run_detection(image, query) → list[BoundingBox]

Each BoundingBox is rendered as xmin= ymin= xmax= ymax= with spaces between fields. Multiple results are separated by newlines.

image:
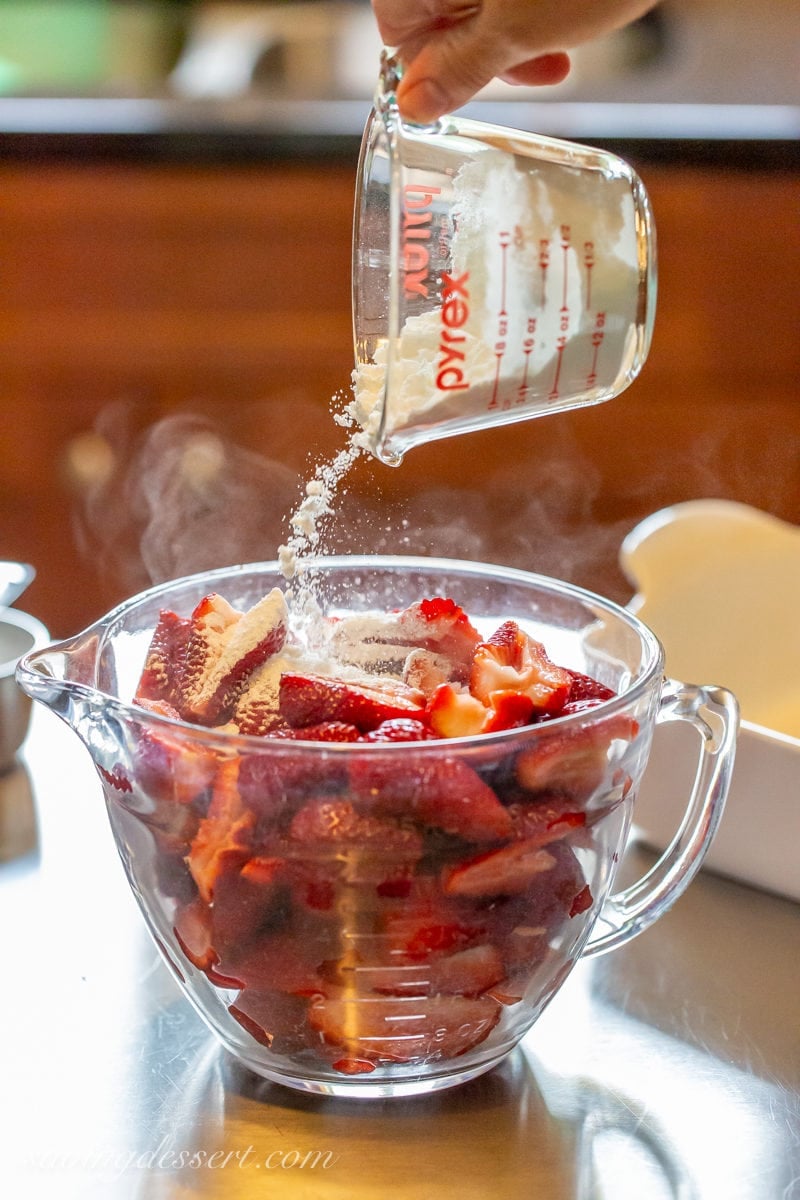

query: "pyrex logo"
xmin=402 ymin=185 xmax=440 ymax=299
xmin=436 ymin=271 xmax=470 ymax=392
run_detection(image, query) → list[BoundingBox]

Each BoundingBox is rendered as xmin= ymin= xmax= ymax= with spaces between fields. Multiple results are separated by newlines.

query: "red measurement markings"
xmin=538 ymin=237 xmax=550 ymax=306
xmin=498 ymin=229 xmax=511 ymax=315
xmin=518 ymin=316 xmax=536 ymax=404
xmin=560 ymin=224 xmax=571 ymax=310
xmin=489 ymin=230 xmax=512 ymax=410
xmin=549 ymin=225 xmax=571 ymax=401
xmin=586 ymin=310 xmax=606 ymax=388
xmin=583 ymin=241 xmax=595 ymax=310
xmin=490 ymin=312 xmax=509 ymax=410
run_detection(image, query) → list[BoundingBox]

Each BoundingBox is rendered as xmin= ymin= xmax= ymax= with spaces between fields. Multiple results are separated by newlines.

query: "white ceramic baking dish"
xmin=621 ymin=499 xmax=800 ymax=902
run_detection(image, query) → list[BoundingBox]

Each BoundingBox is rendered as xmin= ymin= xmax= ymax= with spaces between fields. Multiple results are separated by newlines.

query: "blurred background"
xmin=0 ymin=0 xmax=798 ymax=635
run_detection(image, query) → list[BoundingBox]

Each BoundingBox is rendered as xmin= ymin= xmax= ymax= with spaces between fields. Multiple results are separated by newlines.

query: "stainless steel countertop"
xmin=2 ymin=708 xmax=799 ymax=1199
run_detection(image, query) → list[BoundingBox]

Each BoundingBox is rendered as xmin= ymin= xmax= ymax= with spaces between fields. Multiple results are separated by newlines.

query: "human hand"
xmin=371 ymin=0 xmax=659 ymax=123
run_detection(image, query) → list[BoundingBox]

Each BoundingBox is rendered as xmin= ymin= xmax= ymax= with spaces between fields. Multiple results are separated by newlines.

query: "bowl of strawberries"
xmin=17 ymin=556 xmax=738 ymax=1097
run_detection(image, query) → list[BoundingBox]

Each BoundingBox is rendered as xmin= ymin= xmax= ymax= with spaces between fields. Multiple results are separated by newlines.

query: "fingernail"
xmin=397 ymin=77 xmax=450 ymax=124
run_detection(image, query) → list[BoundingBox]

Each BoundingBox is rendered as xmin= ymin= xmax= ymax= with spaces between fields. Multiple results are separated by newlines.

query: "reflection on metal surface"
xmin=0 ymin=760 xmax=38 ymax=863
xmin=2 ymin=709 xmax=799 ymax=1199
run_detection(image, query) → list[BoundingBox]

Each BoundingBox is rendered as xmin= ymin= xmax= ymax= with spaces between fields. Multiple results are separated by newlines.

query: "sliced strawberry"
xmin=187 ymin=759 xmax=255 ymax=903
xmin=332 ymin=1058 xmax=377 ymax=1075
xmin=229 ymin=988 xmax=315 ymax=1055
xmin=371 ymin=943 xmax=506 ymax=998
xmin=566 ymin=669 xmax=616 ymax=704
xmin=173 ymin=897 xmax=218 ymax=973
xmin=210 ymin=855 xmax=288 ymax=955
xmin=569 ymin=883 xmax=594 ymax=917
xmin=515 ymin=716 xmax=637 ymax=801
xmin=442 ymin=841 xmax=556 ymax=898
xmin=397 ymin=597 xmax=482 ymax=679
xmin=349 ymin=752 xmax=512 ymax=842
xmin=136 ymin=609 xmax=191 ymax=707
xmin=482 ymin=690 xmax=535 ymax=732
xmin=184 ymin=589 xmax=288 ymax=725
xmin=427 ymin=683 xmax=488 ymax=739
xmin=222 ymin=929 xmax=329 ymax=997
xmin=133 ymin=699 xmax=219 ymax=807
xmin=403 ymin=648 xmax=453 ymax=697
xmin=361 ymin=717 xmax=436 ymax=743
xmin=470 ymin=621 xmax=571 ymax=715
xmin=507 ymin=795 xmax=587 ymax=847
xmin=278 ymin=721 xmax=362 ymax=744
xmin=279 ymin=672 xmax=425 ymax=732
xmin=181 ymin=592 xmax=242 ymax=711
xmin=308 ymin=988 xmax=500 ymax=1063
xmin=234 ymin=723 xmax=361 ymax=819
xmin=383 ymin=908 xmax=486 ymax=961
xmin=288 ymin=797 xmax=423 ymax=859
xmin=380 ymin=878 xmax=488 ymax=961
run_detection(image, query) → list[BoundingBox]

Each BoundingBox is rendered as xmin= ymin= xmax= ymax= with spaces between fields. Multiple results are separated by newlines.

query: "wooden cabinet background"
xmin=1 ymin=159 xmax=798 ymax=636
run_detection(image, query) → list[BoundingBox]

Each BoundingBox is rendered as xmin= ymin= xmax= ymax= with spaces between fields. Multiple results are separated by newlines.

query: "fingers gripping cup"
xmin=352 ymin=54 xmax=657 ymax=464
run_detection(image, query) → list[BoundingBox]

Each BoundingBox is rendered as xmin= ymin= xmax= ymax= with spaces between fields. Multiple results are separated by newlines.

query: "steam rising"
xmin=75 ymin=412 xmax=302 ymax=595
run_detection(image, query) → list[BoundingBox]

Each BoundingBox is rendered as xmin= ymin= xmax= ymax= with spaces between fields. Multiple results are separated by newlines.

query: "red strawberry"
xmin=229 ymin=989 xmax=315 ymax=1055
xmin=383 ymin=908 xmax=487 ymax=961
xmin=482 ymin=690 xmax=535 ymax=732
xmin=136 ymin=609 xmax=191 ymax=707
xmin=172 ymin=897 xmax=245 ymax=988
xmin=308 ymin=988 xmax=500 ymax=1063
xmin=348 ymin=752 xmax=512 ymax=842
xmin=180 ymin=592 xmax=241 ymax=709
xmin=506 ymin=795 xmax=587 ymax=847
xmin=134 ymin=698 xmax=218 ymax=807
xmin=278 ymin=721 xmax=362 ymax=744
xmin=398 ymin=597 xmax=482 ymax=678
xmin=566 ymin=670 xmax=616 ymax=704
xmin=288 ymin=798 xmax=423 ymax=884
xmin=187 ymin=759 xmax=255 ymax=902
xmin=515 ymin=715 xmax=637 ymax=801
xmin=222 ymin=930 xmax=330 ymax=997
xmin=279 ymin=672 xmax=425 ymax=732
xmin=470 ymin=621 xmax=571 ymax=715
xmin=569 ymin=883 xmax=594 ymax=918
xmin=361 ymin=717 xmax=436 ymax=743
xmin=441 ymin=840 xmax=557 ymax=898
xmin=374 ymin=943 xmax=506 ymax=998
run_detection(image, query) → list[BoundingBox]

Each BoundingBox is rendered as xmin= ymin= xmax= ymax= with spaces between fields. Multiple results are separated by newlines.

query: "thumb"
xmin=395 ymin=26 xmax=509 ymax=124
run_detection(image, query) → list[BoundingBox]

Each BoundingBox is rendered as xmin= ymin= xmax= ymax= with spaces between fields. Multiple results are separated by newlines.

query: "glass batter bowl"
xmin=17 ymin=557 xmax=736 ymax=1098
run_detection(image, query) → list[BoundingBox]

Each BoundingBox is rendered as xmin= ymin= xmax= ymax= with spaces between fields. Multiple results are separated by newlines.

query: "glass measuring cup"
xmin=352 ymin=54 xmax=657 ymax=465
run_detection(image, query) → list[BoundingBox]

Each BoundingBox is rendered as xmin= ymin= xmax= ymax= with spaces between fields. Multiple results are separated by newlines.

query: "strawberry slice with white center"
xmin=470 ymin=620 xmax=571 ymax=716
xmin=184 ymin=589 xmax=288 ymax=725
xmin=279 ymin=672 xmax=425 ymax=732
xmin=427 ymin=683 xmax=488 ymax=739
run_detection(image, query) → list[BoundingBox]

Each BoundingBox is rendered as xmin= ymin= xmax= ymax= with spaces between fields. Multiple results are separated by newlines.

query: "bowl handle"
xmin=583 ymin=679 xmax=739 ymax=957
